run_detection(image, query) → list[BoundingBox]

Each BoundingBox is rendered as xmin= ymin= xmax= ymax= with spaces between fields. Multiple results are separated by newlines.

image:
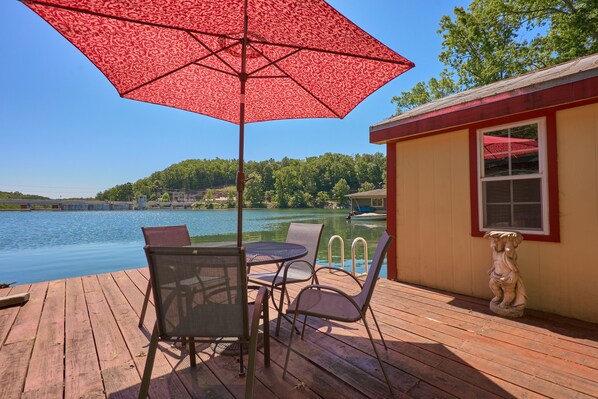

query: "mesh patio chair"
xmin=139 ymin=225 xmax=191 ymax=328
xmin=282 ymin=231 xmax=394 ymax=393
xmin=139 ymin=246 xmax=270 ymax=399
xmin=248 ymin=223 xmax=324 ymax=336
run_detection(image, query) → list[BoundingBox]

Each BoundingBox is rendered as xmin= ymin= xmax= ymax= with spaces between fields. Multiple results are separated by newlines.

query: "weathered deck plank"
xmin=0 ymin=284 xmax=30 ymax=352
xmin=64 ymin=277 xmax=105 ymax=399
xmin=23 ymin=279 xmax=65 ymax=398
xmin=0 ymin=266 xmax=596 ymax=399
xmin=82 ymin=275 xmax=140 ymax=398
xmin=100 ymin=271 xmax=191 ymax=399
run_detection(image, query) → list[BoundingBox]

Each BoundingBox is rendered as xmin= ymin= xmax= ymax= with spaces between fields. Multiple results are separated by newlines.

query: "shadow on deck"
xmin=0 ymin=265 xmax=597 ymax=398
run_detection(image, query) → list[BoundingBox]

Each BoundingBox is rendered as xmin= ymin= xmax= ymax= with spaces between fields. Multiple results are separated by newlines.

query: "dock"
xmin=1 ymin=264 xmax=597 ymax=398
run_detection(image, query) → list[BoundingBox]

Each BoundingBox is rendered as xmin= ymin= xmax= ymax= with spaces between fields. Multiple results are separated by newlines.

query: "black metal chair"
xmin=282 ymin=230 xmax=394 ymax=393
xmin=248 ymin=223 xmax=324 ymax=336
xmin=139 ymin=246 xmax=270 ymax=399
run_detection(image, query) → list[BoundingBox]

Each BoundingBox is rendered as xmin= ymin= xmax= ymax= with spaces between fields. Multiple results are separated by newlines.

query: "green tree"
xmin=392 ymin=0 xmax=598 ymax=113
xmin=226 ymin=187 xmax=236 ymax=209
xmin=274 ymin=166 xmax=302 ymax=208
xmin=204 ymin=189 xmax=214 ymax=209
xmin=313 ymin=191 xmax=330 ymax=208
xmin=160 ymin=192 xmax=170 ymax=202
xmin=289 ymin=191 xmax=312 ymax=208
xmin=391 ymin=71 xmax=460 ymax=114
xmin=354 ymin=153 xmax=386 ymax=188
xmin=332 ymin=178 xmax=350 ymax=206
xmin=245 ymin=173 xmax=264 ymax=207
xmin=359 ymin=182 xmax=375 ymax=192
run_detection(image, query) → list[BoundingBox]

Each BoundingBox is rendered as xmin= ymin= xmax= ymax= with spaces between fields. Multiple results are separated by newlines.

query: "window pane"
xmin=514 ymin=204 xmax=542 ymax=229
xmin=483 ymin=129 xmax=510 ymax=177
xmin=484 ymin=180 xmax=510 ymax=203
xmin=513 ymin=179 xmax=541 ymax=202
xmin=510 ymin=124 xmax=539 ymax=175
xmin=485 ymin=204 xmax=511 ymax=228
xmin=511 ymin=123 xmax=538 ymax=140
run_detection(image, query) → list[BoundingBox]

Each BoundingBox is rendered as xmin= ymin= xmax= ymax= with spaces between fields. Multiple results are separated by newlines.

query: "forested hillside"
xmin=96 ymin=153 xmax=386 ymax=208
xmin=0 ymin=191 xmax=48 ymax=200
xmin=0 ymin=191 xmax=50 ymax=210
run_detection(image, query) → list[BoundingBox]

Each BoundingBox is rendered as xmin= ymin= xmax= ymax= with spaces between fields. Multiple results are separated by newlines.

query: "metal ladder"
xmin=327 ymin=235 xmax=369 ymax=277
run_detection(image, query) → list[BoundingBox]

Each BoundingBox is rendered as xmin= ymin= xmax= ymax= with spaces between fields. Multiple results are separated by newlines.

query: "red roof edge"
xmin=370 ymin=75 xmax=598 ymax=144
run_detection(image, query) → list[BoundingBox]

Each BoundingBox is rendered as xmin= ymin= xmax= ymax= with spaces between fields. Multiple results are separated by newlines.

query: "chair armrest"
xmin=314 ymin=266 xmax=363 ymax=288
xmin=279 ymin=259 xmax=315 ymax=281
xmin=246 ymin=286 xmax=269 ymax=397
xmin=251 ymin=287 xmax=268 ymax=329
xmin=292 ymin=284 xmax=362 ymax=315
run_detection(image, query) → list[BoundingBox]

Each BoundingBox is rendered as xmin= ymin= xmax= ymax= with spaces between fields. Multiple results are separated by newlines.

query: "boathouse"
xmin=371 ymin=54 xmax=598 ymax=322
xmin=346 ymin=188 xmax=387 ymax=213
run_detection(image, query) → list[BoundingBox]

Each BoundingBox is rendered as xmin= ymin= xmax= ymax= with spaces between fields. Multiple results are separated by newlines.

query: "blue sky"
xmin=0 ymin=1 xmax=470 ymax=198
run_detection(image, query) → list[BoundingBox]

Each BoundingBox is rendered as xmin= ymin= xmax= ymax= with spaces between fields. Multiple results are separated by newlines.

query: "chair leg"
xmin=262 ymin=291 xmax=270 ymax=367
xmin=138 ymin=323 xmax=159 ymax=399
xmin=282 ymin=311 xmax=300 ymax=381
xmin=138 ymin=279 xmax=152 ymax=328
xmin=189 ymin=339 xmax=196 ymax=368
xmin=368 ymin=306 xmax=388 ymax=350
xmin=362 ymin=314 xmax=393 ymax=394
xmin=300 ymin=314 xmax=308 ymax=338
xmin=239 ymin=343 xmax=245 ymax=376
xmin=275 ymin=284 xmax=286 ymax=336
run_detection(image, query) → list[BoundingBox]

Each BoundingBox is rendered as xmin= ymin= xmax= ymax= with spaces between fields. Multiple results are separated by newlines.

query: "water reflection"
xmin=193 ymin=209 xmax=387 ymax=274
xmin=0 ymin=209 xmax=387 ymax=284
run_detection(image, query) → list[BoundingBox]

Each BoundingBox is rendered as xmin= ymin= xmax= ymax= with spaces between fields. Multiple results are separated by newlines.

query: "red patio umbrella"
xmin=483 ymin=136 xmax=539 ymax=159
xmin=23 ymin=0 xmax=414 ymax=246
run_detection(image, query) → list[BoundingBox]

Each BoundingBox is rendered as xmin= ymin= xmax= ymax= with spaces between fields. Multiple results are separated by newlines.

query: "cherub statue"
xmin=484 ymin=231 xmax=527 ymax=317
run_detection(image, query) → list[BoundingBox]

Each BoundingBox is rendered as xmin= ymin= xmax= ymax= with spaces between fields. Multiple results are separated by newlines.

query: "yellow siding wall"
xmin=394 ymin=103 xmax=598 ymax=322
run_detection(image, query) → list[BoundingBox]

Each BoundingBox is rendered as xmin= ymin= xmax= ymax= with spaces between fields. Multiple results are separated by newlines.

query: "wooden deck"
xmin=1 ymin=264 xmax=597 ymax=399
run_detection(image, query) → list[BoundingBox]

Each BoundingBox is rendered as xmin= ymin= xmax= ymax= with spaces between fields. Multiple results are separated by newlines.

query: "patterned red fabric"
xmin=24 ymin=0 xmax=414 ymax=124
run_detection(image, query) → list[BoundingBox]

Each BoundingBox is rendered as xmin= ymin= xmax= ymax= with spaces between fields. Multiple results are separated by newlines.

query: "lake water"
xmin=0 ymin=209 xmax=387 ymax=285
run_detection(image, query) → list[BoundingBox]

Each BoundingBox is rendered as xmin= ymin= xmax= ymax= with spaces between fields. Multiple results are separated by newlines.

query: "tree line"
xmin=96 ymin=152 xmax=386 ymax=208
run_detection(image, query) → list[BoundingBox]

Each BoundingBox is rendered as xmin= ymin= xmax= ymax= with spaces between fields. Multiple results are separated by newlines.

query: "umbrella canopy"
xmin=23 ymin=0 xmax=414 ymax=245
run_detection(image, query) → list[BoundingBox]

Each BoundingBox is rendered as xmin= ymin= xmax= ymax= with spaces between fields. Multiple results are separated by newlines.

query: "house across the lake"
xmin=371 ymin=53 xmax=598 ymax=323
xmin=346 ymin=188 xmax=386 ymax=219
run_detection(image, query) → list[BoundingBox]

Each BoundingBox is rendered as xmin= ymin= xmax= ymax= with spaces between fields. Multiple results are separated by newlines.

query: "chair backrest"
xmin=144 ymin=246 xmax=249 ymax=339
xmin=355 ymin=230 xmax=393 ymax=310
xmin=285 ymin=223 xmax=324 ymax=266
xmin=142 ymin=225 xmax=191 ymax=246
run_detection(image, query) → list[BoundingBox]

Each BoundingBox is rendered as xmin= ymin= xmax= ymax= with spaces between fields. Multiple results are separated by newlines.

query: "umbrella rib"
xmin=23 ymin=0 xmax=412 ymax=67
xmin=192 ymin=63 xmax=238 ymax=77
xmin=122 ymin=33 xmax=243 ymax=96
xmin=185 ymin=31 xmax=241 ymax=76
xmin=121 ymin=59 xmax=199 ymax=96
xmin=247 ymin=47 xmax=301 ymax=77
xmin=248 ymin=40 xmax=413 ymax=67
xmin=247 ymin=45 xmax=342 ymax=118
xmin=250 ymin=75 xmax=288 ymax=79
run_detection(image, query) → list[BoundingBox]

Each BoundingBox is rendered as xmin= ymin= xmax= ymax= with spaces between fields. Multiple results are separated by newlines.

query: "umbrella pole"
xmin=236 ymin=84 xmax=246 ymax=248
xmin=236 ymin=0 xmax=249 ymax=248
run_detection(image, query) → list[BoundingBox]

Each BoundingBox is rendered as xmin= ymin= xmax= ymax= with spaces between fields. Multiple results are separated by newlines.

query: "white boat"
xmin=349 ymin=212 xmax=386 ymax=221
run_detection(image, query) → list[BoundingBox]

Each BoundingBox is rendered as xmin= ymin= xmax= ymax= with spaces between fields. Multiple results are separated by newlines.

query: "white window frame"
xmin=477 ymin=117 xmax=550 ymax=235
xmin=371 ymin=198 xmax=384 ymax=207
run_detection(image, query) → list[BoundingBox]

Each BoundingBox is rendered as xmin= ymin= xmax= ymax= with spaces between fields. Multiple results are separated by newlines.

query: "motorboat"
xmin=347 ymin=212 xmax=386 ymax=221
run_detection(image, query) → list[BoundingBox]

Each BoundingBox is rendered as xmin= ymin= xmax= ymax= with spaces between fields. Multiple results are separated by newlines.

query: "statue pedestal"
xmin=484 ymin=231 xmax=527 ymax=318
xmin=489 ymin=298 xmax=525 ymax=318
